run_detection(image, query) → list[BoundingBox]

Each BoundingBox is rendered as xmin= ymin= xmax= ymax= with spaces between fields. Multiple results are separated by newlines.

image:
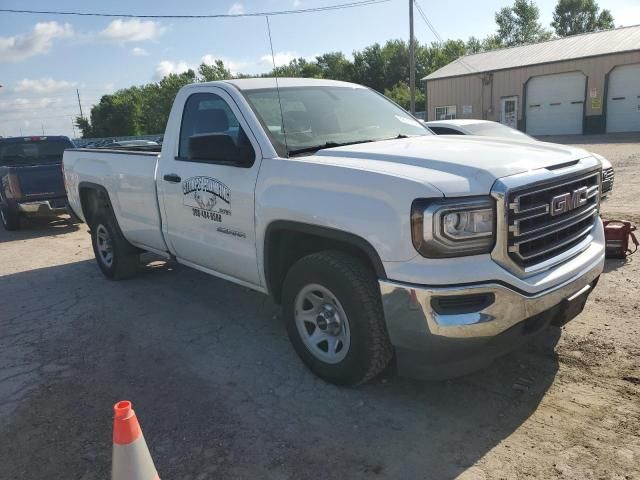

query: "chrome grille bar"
xmin=511 ymin=204 xmax=598 ymax=239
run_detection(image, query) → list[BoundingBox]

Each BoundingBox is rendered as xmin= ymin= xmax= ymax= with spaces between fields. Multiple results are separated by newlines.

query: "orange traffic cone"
xmin=112 ymin=400 xmax=160 ymax=480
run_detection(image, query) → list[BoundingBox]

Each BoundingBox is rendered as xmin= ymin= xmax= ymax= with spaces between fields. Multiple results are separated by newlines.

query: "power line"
xmin=0 ymin=0 xmax=390 ymax=19
xmin=413 ymin=0 xmax=476 ymax=74
xmin=413 ymin=0 xmax=443 ymax=44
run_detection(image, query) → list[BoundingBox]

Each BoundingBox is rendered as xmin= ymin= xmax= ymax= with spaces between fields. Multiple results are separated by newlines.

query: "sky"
xmin=1 ymin=0 xmax=639 ymax=138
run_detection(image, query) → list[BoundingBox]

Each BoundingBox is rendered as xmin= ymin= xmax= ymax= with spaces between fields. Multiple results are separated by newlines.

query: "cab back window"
xmin=0 ymin=138 xmax=74 ymax=166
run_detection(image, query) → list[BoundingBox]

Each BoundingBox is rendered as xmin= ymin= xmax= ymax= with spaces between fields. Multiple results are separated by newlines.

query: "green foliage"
xmin=198 ymin=60 xmax=232 ymax=81
xmin=495 ymin=0 xmax=552 ymax=47
xmin=551 ymin=0 xmax=614 ymax=37
xmin=74 ymin=116 xmax=93 ymax=138
xmin=384 ymin=81 xmax=425 ymax=111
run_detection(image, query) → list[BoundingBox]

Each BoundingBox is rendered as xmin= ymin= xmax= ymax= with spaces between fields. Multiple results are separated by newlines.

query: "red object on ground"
xmin=602 ymin=219 xmax=638 ymax=258
xmin=112 ymin=401 xmax=160 ymax=480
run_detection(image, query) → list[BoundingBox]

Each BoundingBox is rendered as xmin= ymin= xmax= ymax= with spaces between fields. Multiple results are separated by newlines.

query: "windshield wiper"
xmin=287 ymin=139 xmax=375 ymax=157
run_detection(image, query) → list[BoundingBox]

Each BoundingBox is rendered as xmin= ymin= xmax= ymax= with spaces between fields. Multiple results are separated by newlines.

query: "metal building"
xmin=423 ymin=25 xmax=640 ymax=135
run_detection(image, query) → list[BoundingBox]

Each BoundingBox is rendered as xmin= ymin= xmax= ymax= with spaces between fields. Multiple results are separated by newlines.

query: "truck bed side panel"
xmin=64 ymin=149 xmax=167 ymax=253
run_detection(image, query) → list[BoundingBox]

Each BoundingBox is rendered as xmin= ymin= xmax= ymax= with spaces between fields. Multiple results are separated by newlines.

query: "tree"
xmin=384 ymin=81 xmax=425 ymax=111
xmin=198 ymin=60 xmax=232 ymax=81
xmin=551 ymin=0 xmax=614 ymax=37
xmin=74 ymin=116 xmax=93 ymax=138
xmin=495 ymin=0 xmax=552 ymax=47
xmin=315 ymin=52 xmax=353 ymax=81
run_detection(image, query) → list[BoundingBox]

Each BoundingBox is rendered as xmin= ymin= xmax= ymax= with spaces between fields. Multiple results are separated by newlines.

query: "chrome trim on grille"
xmin=491 ymin=157 xmax=602 ymax=277
xmin=601 ymin=167 xmax=615 ymax=196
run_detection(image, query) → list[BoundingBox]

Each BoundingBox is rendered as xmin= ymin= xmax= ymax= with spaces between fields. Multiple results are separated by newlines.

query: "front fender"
xmin=254 ymin=157 xmax=444 ymax=285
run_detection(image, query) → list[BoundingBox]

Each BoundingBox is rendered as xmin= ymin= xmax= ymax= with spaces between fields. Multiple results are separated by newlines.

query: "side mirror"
xmin=188 ymin=133 xmax=254 ymax=167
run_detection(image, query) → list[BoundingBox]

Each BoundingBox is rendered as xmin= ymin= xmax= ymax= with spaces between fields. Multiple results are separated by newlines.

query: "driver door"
xmin=158 ymin=88 xmax=262 ymax=286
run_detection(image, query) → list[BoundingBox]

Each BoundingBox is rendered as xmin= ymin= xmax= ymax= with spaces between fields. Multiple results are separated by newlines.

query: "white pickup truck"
xmin=63 ymin=78 xmax=605 ymax=385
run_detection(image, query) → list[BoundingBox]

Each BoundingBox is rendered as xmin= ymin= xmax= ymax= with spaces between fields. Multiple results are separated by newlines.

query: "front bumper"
xmin=379 ymin=250 xmax=604 ymax=379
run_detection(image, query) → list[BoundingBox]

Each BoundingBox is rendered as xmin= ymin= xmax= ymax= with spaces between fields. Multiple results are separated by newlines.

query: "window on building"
xmin=434 ymin=105 xmax=457 ymax=120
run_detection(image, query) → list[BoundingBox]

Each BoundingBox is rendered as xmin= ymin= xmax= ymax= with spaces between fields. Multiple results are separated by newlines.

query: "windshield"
xmin=464 ymin=123 xmax=534 ymax=141
xmin=0 ymin=138 xmax=74 ymax=166
xmin=242 ymin=86 xmax=431 ymax=156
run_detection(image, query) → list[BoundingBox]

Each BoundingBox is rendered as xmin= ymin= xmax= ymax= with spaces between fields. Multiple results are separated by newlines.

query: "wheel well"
xmin=264 ymin=222 xmax=386 ymax=304
xmin=79 ymin=184 xmax=112 ymax=227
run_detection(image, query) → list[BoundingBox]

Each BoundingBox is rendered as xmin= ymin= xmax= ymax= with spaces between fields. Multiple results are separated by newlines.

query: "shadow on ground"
xmin=0 ymin=215 xmax=80 ymax=243
xmin=0 ymin=259 xmax=560 ymax=479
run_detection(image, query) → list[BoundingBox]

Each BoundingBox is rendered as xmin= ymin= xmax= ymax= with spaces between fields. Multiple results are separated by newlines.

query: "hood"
xmin=312 ymin=135 xmax=592 ymax=196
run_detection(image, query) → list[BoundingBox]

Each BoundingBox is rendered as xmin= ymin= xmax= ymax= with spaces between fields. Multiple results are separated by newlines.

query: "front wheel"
xmin=90 ymin=213 xmax=139 ymax=280
xmin=0 ymin=205 xmax=20 ymax=231
xmin=282 ymin=251 xmax=393 ymax=385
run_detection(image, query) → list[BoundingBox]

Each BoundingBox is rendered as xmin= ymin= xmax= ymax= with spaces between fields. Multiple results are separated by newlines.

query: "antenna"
xmin=265 ymin=15 xmax=289 ymax=157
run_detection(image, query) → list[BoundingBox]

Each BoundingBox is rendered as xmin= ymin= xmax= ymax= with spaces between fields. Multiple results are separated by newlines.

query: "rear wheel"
xmin=90 ymin=212 xmax=139 ymax=280
xmin=0 ymin=205 xmax=20 ymax=231
xmin=282 ymin=251 xmax=393 ymax=385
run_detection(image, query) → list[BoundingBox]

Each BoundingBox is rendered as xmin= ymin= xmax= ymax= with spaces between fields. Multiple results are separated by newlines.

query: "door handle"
xmin=163 ymin=173 xmax=181 ymax=183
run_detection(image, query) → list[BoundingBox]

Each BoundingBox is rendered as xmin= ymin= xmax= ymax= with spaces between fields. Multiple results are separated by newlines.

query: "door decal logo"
xmin=182 ymin=176 xmax=231 ymax=222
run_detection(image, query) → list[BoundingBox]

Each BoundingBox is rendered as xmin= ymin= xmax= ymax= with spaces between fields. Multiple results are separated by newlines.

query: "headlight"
xmin=411 ymin=197 xmax=495 ymax=257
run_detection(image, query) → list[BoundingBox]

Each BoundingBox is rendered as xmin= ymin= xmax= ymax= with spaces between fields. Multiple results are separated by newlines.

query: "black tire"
xmin=0 ymin=205 xmax=20 ymax=231
xmin=90 ymin=212 xmax=139 ymax=280
xmin=282 ymin=250 xmax=393 ymax=386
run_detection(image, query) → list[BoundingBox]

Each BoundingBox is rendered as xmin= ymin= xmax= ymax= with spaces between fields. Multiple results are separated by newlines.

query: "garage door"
xmin=607 ymin=64 xmax=640 ymax=133
xmin=526 ymin=72 xmax=586 ymax=135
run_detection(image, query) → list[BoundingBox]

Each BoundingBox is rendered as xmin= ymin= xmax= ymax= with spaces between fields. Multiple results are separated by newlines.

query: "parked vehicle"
xmin=1 ymin=136 xmax=74 ymax=230
xmin=424 ymin=119 xmax=615 ymax=198
xmin=64 ymin=79 xmax=605 ymax=385
xmin=107 ymin=140 xmax=160 ymax=148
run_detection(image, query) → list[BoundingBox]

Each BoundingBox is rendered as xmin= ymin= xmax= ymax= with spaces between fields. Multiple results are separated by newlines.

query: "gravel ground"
xmin=0 ymin=134 xmax=638 ymax=479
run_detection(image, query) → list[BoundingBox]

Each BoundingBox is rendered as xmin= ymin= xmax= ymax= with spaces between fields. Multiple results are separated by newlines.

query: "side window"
xmin=178 ymin=92 xmax=254 ymax=165
xmin=429 ymin=126 xmax=464 ymax=135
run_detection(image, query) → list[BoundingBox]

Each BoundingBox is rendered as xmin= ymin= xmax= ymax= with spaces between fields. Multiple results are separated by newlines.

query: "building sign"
xmin=462 ymin=105 xmax=473 ymax=114
xmin=590 ymin=87 xmax=598 ymax=99
xmin=591 ymin=98 xmax=602 ymax=110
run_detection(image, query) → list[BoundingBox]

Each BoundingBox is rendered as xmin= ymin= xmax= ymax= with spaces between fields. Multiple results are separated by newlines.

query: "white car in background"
xmin=424 ymin=119 xmax=614 ymax=198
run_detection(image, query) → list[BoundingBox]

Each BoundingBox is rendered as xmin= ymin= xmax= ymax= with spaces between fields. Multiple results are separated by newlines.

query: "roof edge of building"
xmin=422 ymin=23 xmax=640 ymax=81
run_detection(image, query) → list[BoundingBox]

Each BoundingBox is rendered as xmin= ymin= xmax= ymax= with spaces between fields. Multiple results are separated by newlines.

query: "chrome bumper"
xmin=17 ymin=200 xmax=67 ymax=214
xmin=379 ymin=251 xmax=603 ymax=378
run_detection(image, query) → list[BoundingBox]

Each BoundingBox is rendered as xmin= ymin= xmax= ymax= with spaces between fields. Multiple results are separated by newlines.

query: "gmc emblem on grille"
xmin=550 ymin=186 xmax=588 ymax=216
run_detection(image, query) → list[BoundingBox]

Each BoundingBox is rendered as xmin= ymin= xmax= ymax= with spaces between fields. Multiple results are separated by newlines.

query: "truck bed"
xmin=63 ymin=148 xmax=167 ymax=253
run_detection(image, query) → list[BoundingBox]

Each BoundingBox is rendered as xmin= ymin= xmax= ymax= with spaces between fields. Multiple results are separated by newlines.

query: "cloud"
xmin=228 ymin=3 xmax=245 ymax=15
xmin=101 ymin=19 xmax=165 ymax=43
xmin=154 ymin=60 xmax=193 ymax=80
xmin=131 ymin=47 xmax=149 ymax=56
xmin=293 ymin=0 xmax=302 ymax=6
xmin=200 ymin=54 xmax=247 ymax=75
xmin=14 ymin=78 xmax=78 ymax=94
xmin=0 ymin=22 xmax=73 ymax=62
xmin=0 ymin=96 xmax=64 ymax=110
xmin=260 ymin=51 xmax=302 ymax=67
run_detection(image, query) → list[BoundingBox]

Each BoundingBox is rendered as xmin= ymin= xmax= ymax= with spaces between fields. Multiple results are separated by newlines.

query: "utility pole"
xmin=71 ymin=118 xmax=77 ymax=138
xmin=409 ymin=0 xmax=416 ymax=115
xmin=41 ymin=123 xmax=45 ymax=135
xmin=76 ymin=88 xmax=84 ymax=119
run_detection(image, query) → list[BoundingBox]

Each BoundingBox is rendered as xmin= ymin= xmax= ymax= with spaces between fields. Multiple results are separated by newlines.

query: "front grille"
xmin=602 ymin=167 xmax=614 ymax=195
xmin=507 ymin=171 xmax=600 ymax=268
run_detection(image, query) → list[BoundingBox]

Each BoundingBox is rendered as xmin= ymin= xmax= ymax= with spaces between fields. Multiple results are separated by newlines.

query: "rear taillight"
xmin=7 ymin=173 xmax=22 ymax=199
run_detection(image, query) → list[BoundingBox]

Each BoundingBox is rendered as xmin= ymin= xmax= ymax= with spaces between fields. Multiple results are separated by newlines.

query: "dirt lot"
xmin=0 ymin=134 xmax=638 ymax=479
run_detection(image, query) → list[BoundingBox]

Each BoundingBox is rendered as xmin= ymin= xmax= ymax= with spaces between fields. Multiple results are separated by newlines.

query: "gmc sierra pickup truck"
xmin=63 ymin=78 xmax=605 ymax=385
xmin=1 ymin=136 xmax=74 ymax=230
